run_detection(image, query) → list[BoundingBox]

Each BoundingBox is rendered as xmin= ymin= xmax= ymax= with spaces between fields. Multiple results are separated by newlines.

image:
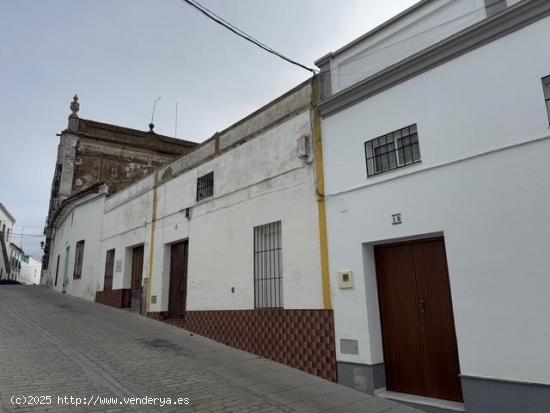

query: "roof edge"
xmin=320 ymin=0 xmax=549 ymax=117
xmin=0 ymin=203 xmax=16 ymax=223
xmin=64 ymin=118 xmax=198 ymax=148
xmin=212 ymin=77 xmax=314 ymax=139
xmin=315 ymin=0 xmax=431 ymax=66
xmin=48 ymin=183 xmax=109 ymax=227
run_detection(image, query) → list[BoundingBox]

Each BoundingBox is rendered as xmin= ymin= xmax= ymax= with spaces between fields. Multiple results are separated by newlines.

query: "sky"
xmin=0 ymin=0 xmax=417 ymax=260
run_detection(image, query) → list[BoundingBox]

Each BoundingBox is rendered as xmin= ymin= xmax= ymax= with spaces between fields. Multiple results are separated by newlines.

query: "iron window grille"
xmin=196 ymin=171 xmax=214 ymax=201
xmin=73 ymin=240 xmax=85 ymax=280
xmin=254 ymin=221 xmax=283 ymax=309
xmin=543 ymin=76 xmax=550 ymax=125
xmin=365 ymin=124 xmax=421 ymax=177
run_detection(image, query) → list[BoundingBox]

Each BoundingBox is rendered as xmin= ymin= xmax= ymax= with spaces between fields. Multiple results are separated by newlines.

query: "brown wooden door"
xmin=131 ymin=245 xmax=144 ymax=312
xmin=103 ymin=249 xmax=115 ymax=291
xmin=168 ymin=241 xmax=188 ymax=318
xmin=374 ymin=238 xmax=462 ymax=402
xmin=54 ymin=255 xmax=60 ymax=287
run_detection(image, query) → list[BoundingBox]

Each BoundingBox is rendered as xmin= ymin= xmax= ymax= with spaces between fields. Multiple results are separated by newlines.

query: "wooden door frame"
xmin=54 ymin=254 xmax=60 ymax=287
xmin=129 ymin=244 xmax=144 ymax=313
xmin=167 ymin=239 xmax=189 ymax=319
xmin=373 ymin=233 xmax=444 ymax=249
xmin=372 ymin=236 xmax=462 ymax=401
xmin=62 ymin=245 xmax=70 ymax=293
xmin=103 ymin=249 xmax=115 ymax=291
xmin=123 ymin=244 xmax=144 ymax=289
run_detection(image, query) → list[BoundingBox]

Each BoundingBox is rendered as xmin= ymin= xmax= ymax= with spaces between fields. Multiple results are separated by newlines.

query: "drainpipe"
xmin=311 ymin=76 xmax=333 ymax=310
xmin=145 ymin=171 xmax=159 ymax=314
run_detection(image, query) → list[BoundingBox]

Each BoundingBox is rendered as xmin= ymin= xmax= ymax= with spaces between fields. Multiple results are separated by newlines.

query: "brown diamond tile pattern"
xmin=147 ymin=311 xmax=168 ymax=320
xmin=147 ymin=309 xmax=337 ymax=382
xmin=95 ymin=289 xmax=131 ymax=309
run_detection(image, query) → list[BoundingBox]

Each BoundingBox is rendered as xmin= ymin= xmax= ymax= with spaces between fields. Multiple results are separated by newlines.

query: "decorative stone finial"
xmin=70 ymin=94 xmax=80 ymax=117
xmin=149 ymin=123 xmax=155 ymax=133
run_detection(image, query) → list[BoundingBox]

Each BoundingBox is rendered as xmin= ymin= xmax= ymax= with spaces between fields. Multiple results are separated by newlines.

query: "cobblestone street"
xmin=0 ymin=286 xmax=420 ymax=413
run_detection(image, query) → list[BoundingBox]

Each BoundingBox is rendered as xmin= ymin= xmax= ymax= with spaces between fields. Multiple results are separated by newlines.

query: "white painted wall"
xmin=9 ymin=244 xmax=23 ymax=280
xmin=0 ymin=206 xmax=15 ymax=235
xmin=46 ymin=194 xmax=105 ymax=300
xmin=326 ymin=0 xmax=487 ymax=94
xmin=99 ymin=107 xmax=324 ymax=312
xmin=46 ymin=81 xmax=324 ymax=316
xmin=322 ymin=16 xmax=550 ymax=385
xmin=0 ymin=204 xmax=16 ymax=279
xmin=101 ymin=178 xmax=153 ymax=292
xmin=18 ymin=256 xmax=42 ymax=285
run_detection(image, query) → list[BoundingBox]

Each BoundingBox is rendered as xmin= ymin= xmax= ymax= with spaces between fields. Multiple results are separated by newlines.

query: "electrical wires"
xmin=10 ymin=233 xmax=44 ymax=238
xmin=180 ymin=0 xmax=317 ymax=74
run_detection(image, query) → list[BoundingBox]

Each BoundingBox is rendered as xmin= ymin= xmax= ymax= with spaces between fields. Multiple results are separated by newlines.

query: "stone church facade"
xmin=42 ymin=96 xmax=197 ymax=269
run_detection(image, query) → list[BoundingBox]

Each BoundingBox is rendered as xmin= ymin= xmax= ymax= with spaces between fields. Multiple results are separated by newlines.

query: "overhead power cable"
xmin=180 ymin=0 xmax=317 ymax=74
xmin=10 ymin=233 xmax=44 ymax=238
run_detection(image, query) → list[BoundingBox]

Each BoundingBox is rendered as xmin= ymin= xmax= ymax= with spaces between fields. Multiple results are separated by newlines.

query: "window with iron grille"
xmin=365 ymin=124 xmax=421 ymax=177
xmin=196 ymin=172 xmax=214 ymax=201
xmin=73 ymin=240 xmax=85 ymax=280
xmin=543 ymin=76 xmax=550 ymax=125
xmin=254 ymin=221 xmax=283 ymax=308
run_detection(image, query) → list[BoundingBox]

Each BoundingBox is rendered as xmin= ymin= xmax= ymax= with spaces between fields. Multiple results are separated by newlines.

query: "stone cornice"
xmin=320 ymin=0 xmax=550 ymax=117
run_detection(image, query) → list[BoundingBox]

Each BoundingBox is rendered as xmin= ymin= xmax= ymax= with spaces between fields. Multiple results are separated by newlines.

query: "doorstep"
xmin=375 ymin=389 xmax=465 ymax=413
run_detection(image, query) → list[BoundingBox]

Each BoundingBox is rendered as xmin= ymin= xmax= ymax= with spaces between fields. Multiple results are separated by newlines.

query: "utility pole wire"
xmin=180 ymin=0 xmax=317 ymax=74
xmin=11 ymin=233 xmax=45 ymax=237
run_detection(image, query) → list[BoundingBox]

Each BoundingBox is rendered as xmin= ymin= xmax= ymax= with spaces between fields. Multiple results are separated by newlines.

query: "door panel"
xmin=374 ymin=238 xmax=462 ymax=402
xmin=54 ymin=255 xmax=60 ymax=286
xmin=62 ymin=246 xmax=70 ymax=293
xmin=103 ymin=249 xmax=115 ymax=291
xmin=168 ymin=241 xmax=188 ymax=318
xmin=374 ymin=244 xmax=426 ymax=396
xmin=131 ymin=245 xmax=144 ymax=312
xmin=412 ymin=240 xmax=462 ymax=402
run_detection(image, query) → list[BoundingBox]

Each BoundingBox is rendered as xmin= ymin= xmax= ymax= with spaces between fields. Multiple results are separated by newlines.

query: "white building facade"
xmin=316 ymin=0 xmax=550 ymax=412
xmin=42 ymin=79 xmax=338 ymax=381
xmin=0 ymin=203 xmax=16 ymax=280
xmin=9 ymin=242 xmax=23 ymax=281
xmin=18 ymin=255 xmax=42 ymax=285
xmin=44 ymin=184 xmax=107 ymax=297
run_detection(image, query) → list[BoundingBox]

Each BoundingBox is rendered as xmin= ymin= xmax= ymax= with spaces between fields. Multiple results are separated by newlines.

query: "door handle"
xmin=419 ymin=299 xmax=426 ymax=315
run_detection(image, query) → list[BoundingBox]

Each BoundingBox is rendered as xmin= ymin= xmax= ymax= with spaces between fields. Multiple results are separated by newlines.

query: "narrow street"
xmin=0 ymin=286 xmax=419 ymax=413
